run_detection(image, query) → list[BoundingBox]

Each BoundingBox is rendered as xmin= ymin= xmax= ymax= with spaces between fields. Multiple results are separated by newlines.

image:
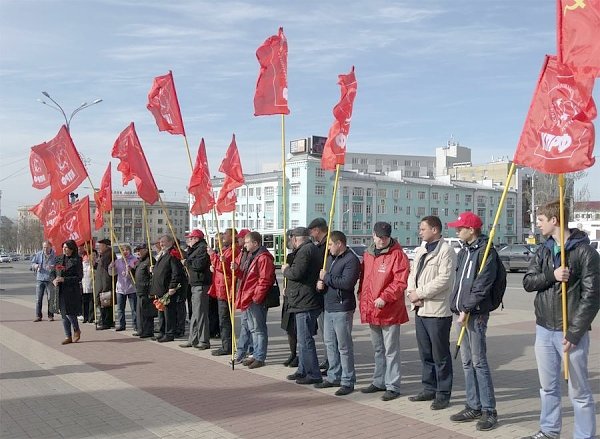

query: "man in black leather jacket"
xmin=522 ymin=200 xmax=599 ymax=439
xmin=133 ymin=244 xmax=155 ymax=338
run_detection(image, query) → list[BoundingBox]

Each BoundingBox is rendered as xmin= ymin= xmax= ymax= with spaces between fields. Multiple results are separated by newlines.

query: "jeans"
xmin=35 ymin=280 xmax=55 ymax=318
xmin=458 ymin=313 xmax=496 ymax=412
xmin=188 ymin=285 xmax=210 ymax=346
xmin=415 ymin=315 xmax=453 ymax=398
xmin=62 ymin=314 xmax=80 ymax=337
xmin=370 ymin=324 xmax=402 ymax=393
xmin=116 ymin=293 xmax=137 ymax=330
xmin=295 ymin=309 xmax=321 ymax=380
xmin=324 ymin=310 xmax=355 ymax=388
xmin=535 ymin=325 xmax=596 ymax=439
xmin=235 ymin=310 xmax=254 ymax=360
xmin=217 ymin=299 xmax=232 ymax=352
xmin=247 ymin=302 xmax=268 ymax=362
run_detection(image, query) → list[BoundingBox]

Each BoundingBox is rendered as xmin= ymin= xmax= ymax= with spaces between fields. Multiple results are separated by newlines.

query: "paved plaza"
xmin=1 ymin=261 xmax=598 ymax=439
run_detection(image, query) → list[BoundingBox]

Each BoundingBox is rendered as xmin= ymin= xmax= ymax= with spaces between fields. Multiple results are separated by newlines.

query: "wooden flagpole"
xmin=322 ymin=164 xmax=340 ymax=269
xmin=281 ymin=115 xmax=287 ymax=264
xmin=157 ymin=192 xmax=188 ymax=277
xmin=558 ymin=174 xmax=569 ymax=381
xmin=230 ymin=214 xmax=237 ymax=366
xmin=109 ymin=211 xmax=116 ymax=323
xmin=454 ymin=162 xmax=516 ymax=358
xmin=142 ymin=201 xmax=154 ymax=269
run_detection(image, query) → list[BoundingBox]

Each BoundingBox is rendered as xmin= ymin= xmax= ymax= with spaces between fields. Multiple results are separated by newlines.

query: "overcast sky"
xmin=1 ymin=0 xmax=598 ymax=217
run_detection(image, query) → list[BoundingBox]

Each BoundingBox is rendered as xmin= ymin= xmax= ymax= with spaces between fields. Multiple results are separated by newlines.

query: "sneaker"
xmin=408 ymin=391 xmax=436 ymax=402
xmin=314 ymin=380 xmax=340 ymax=389
xmin=286 ymin=372 xmax=305 ymax=381
xmin=195 ymin=344 xmax=210 ymax=350
xmin=430 ymin=398 xmax=450 ymax=410
xmin=450 ymin=406 xmax=482 ymax=423
xmin=33 ymin=317 xmax=42 ymax=322
xmin=211 ymin=348 xmax=231 ymax=356
xmin=248 ymin=360 xmax=265 ymax=369
xmin=242 ymin=357 xmax=256 ymax=367
xmin=335 ymin=386 xmax=354 ymax=396
xmin=77 ymin=315 xmax=84 ymax=321
xmin=521 ymin=431 xmax=559 ymax=439
xmin=476 ymin=411 xmax=498 ymax=431
xmin=360 ymin=384 xmax=386 ymax=394
xmin=61 ymin=337 xmax=72 ymax=345
xmin=381 ymin=390 xmax=401 ymax=401
xmin=179 ymin=342 xmax=196 ymax=348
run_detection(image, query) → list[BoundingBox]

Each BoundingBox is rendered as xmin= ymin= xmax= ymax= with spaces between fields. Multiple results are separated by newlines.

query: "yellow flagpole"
xmin=558 ymin=174 xmax=569 ymax=381
xmin=230 ymin=215 xmax=237 ymax=365
xmin=281 ymin=115 xmax=287 ymax=264
xmin=322 ymin=164 xmax=340 ymax=269
xmin=142 ymin=201 xmax=153 ymax=269
xmin=109 ymin=211 xmax=116 ymax=323
xmin=86 ymin=240 xmax=98 ymax=325
xmin=157 ymin=192 xmax=188 ymax=276
xmin=455 ymin=162 xmax=516 ymax=358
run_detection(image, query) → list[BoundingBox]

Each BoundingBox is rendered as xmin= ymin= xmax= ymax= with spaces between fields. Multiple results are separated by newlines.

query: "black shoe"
xmin=450 ymin=406 xmax=482 ymax=423
xmin=408 ymin=391 xmax=436 ymax=402
xmin=476 ymin=410 xmax=498 ymax=431
xmin=242 ymin=357 xmax=256 ymax=367
xmin=335 ymin=386 xmax=354 ymax=396
xmin=381 ymin=390 xmax=401 ymax=401
xmin=283 ymin=355 xmax=297 ymax=367
xmin=319 ymin=360 xmax=329 ymax=370
xmin=195 ymin=344 xmax=210 ymax=350
xmin=139 ymin=334 xmax=153 ymax=338
xmin=115 ymin=327 xmax=125 ymax=332
xmin=296 ymin=377 xmax=322 ymax=385
xmin=151 ymin=334 xmax=165 ymax=341
xmin=248 ymin=360 xmax=265 ymax=369
xmin=179 ymin=342 xmax=196 ymax=348
xmin=96 ymin=325 xmax=109 ymax=330
xmin=286 ymin=372 xmax=305 ymax=381
xmin=360 ymin=384 xmax=386 ymax=394
xmin=132 ymin=332 xmax=140 ymax=336
xmin=314 ymin=380 xmax=340 ymax=389
xmin=289 ymin=357 xmax=299 ymax=368
xmin=157 ymin=336 xmax=174 ymax=343
xmin=211 ymin=348 xmax=231 ymax=356
xmin=430 ymin=398 xmax=450 ymax=410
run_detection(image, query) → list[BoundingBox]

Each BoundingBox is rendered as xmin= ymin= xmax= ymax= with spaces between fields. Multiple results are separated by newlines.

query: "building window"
xmin=315 ymin=185 xmax=325 ymax=195
xmin=360 ymin=158 xmax=367 ymax=165
xmin=352 ymin=220 xmax=362 ymax=230
xmin=315 ymin=168 xmax=325 ymax=178
xmin=291 ymin=203 xmax=300 ymax=212
xmin=249 ymin=188 xmax=254 ymax=196
xmin=352 ymin=187 xmax=363 ymax=197
xmin=417 ymin=207 xmax=426 ymax=216
xmin=377 ymin=204 xmax=386 ymax=214
xmin=265 ymin=202 xmax=274 ymax=213
xmin=291 ymin=220 xmax=299 ymax=228
xmin=157 ymin=228 xmax=163 ymax=234
xmin=291 ymin=184 xmax=300 ymax=195
xmin=366 ymin=188 xmax=373 ymax=197
xmin=394 ymin=206 xmax=400 ymax=214
xmin=377 ymin=189 xmax=387 ymax=198
xmin=431 ymin=207 xmax=439 ymax=216
xmin=352 ymin=203 xmax=363 ymax=214
xmin=366 ymin=204 xmax=372 ymax=214
xmin=406 ymin=206 xmax=411 ymax=215
xmin=256 ymin=187 xmax=261 ymax=198
xmin=352 ymin=157 xmax=359 ymax=164
xmin=343 ymin=186 xmax=349 ymax=196
xmin=443 ymin=193 xmax=449 ymax=202
xmin=315 ymin=203 xmax=325 ymax=213
xmin=432 ymin=192 xmax=439 ymax=201
xmin=405 ymin=160 xmax=411 ymax=166
xmin=455 ymin=194 xmax=460 ymax=202
xmin=157 ymin=219 xmax=163 ymax=224
xmin=406 ymin=191 xmax=412 ymax=200
xmin=465 ymin=194 xmax=473 ymax=203
xmin=265 ymin=187 xmax=274 ymax=197
xmin=393 ymin=189 xmax=400 ymax=199
xmin=291 ymin=168 xmax=300 ymax=178
xmin=241 ymin=188 xmax=246 ymax=197
xmin=418 ymin=191 xmax=426 ymax=200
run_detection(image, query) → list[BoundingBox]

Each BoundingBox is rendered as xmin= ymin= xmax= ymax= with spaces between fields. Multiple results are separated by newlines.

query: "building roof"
xmin=574 ymin=201 xmax=600 ymax=211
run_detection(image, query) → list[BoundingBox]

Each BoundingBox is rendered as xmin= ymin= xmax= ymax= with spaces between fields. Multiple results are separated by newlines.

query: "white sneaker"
xmin=77 ymin=315 xmax=84 ymax=321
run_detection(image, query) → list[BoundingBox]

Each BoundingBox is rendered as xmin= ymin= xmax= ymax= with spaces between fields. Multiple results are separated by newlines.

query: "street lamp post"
xmin=38 ymin=91 xmax=102 ymax=132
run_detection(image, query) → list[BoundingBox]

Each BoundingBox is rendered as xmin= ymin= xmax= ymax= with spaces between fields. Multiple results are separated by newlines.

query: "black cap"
xmin=373 ymin=222 xmax=392 ymax=238
xmin=307 ymin=217 xmax=327 ymax=230
xmin=290 ymin=226 xmax=310 ymax=237
xmin=97 ymin=238 xmax=111 ymax=246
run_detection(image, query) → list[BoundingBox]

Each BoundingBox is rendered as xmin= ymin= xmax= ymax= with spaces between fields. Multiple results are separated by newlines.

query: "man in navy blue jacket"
xmin=315 ymin=231 xmax=361 ymax=396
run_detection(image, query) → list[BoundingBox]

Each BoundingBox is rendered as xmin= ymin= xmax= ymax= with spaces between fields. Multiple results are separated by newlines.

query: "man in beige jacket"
xmin=407 ymin=216 xmax=457 ymax=410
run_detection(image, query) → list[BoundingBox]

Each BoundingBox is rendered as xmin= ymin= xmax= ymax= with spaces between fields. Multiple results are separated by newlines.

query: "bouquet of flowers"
xmin=55 ymin=264 xmax=66 ymax=277
xmin=153 ymin=283 xmax=181 ymax=311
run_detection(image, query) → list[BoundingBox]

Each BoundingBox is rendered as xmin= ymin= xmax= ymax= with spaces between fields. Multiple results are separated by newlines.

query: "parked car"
xmin=402 ymin=245 xmax=419 ymax=261
xmin=498 ymin=244 xmax=536 ymax=272
xmin=590 ymin=240 xmax=599 ymax=255
xmin=444 ymin=237 xmax=463 ymax=254
xmin=23 ymin=254 xmax=32 ymax=260
xmin=0 ymin=254 xmax=11 ymax=263
xmin=348 ymin=244 xmax=367 ymax=263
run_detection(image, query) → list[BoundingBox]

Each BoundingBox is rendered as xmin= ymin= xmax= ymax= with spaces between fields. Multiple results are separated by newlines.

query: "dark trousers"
xmin=100 ymin=304 xmax=114 ymax=328
xmin=217 ymin=299 xmax=232 ymax=353
xmin=82 ymin=294 xmax=94 ymax=322
xmin=136 ymin=295 xmax=154 ymax=336
xmin=415 ymin=315 xmax=453 ymax=398
xmin=209 ymin=296 xmax=220 ymax=337
xmin=159 ymin=301 xmax=177 ymax=338
xmin=176 ymin=299 xmax=186 ymax=336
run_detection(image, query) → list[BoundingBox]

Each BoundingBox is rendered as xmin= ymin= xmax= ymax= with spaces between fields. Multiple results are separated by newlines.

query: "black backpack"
xmin=477 ymin=248 xmax=507 ymax=311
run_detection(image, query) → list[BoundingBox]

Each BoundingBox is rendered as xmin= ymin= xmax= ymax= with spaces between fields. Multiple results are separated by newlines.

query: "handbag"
xmin=264 ymin=278 xmax=280 ymax=308
xmin=99 ymin=291 xmax=112 ymax=308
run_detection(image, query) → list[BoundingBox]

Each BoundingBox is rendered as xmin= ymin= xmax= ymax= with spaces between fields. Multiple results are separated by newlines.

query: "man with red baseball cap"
xmin=447 ymin=211 xmax=499 ymax=431
xmin=181 ymin=229 xmax=212 ymax=350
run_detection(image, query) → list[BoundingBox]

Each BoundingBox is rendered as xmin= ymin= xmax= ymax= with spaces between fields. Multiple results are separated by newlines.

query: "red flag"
xmin=514 ymin=55 xmax=596 ymax=174
xmin=49 ymin=196 xmax=92 ymax=251
xmin=189 ymin=138 xmax=215 ymax=216
xmin=321 ymin=67 xmax=358 ymax=170
xmin=31 ymin=125 xmax=88 ymax=200
xmin=216 ymin=134 xmax=244 ymax=214
xmin=147 ymin=71 xmax=186 ymax=135
xmin=29 ymin=193 xmax=66 ymax=239
xmin=254 ymin=27 xmax=290 ymax=116
xmin=29 ymin=150 xmax=51 ymax=189
xmin=94 ymin=162 xmax=112 ymax=230
xmin=557 ymin=0 xmax=600 ymax=76
xmin=111 ymin=123 xmax=159 ymax=205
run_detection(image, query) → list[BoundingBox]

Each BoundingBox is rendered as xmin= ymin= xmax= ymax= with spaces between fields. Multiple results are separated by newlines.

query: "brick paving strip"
xmin=3 ymin=295 xmax=591 ymax=439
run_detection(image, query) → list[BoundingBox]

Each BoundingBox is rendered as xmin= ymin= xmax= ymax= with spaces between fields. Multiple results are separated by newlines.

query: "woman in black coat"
xmin=53 ymin=240 xmax=84 ymax=345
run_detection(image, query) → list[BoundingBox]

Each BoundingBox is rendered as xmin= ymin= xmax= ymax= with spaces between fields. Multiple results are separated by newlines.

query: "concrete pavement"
xmin=1 ymin=262 xmax=598 ymax=438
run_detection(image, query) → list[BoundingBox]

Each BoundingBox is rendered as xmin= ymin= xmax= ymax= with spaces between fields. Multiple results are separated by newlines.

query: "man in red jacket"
xmin=233 ymin=231 xmax=275 ymax=369
xmin=359 ymin=222 xmax=410 ymax=401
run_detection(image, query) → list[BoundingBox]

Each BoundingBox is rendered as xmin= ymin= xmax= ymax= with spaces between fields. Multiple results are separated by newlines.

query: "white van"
xmin=444 ymin=237 xmax=463 ymax=254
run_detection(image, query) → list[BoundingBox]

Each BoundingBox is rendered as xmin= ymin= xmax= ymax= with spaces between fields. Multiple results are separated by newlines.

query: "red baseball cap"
xmin=448 ymin=211 xmax=483 ymax=229
xmin=185 ymin=229 xmax=204 ymax=239
xmin=238 ymin=229 xmax=251 ymax=239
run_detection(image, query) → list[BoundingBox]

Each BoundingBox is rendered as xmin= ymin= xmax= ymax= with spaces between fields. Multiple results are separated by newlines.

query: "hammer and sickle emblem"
xmin=564 ymin=0 xmax=586 ymax=14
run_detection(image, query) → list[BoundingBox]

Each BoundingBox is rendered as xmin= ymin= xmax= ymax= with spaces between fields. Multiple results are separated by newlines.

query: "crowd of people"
xmin=30 ymin=200 xmax=599 ymax=438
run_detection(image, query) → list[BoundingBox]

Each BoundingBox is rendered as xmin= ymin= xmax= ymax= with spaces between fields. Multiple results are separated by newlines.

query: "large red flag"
xmin=557 ymin=0 xmax=600 ymax=76
xmin=189 ymin=138 xmax=215 ymax=216
xmin=94 ymin=162 xmax=112 ymax=230
xmin=321 ymin=67 xmax=358 ymax=171
xmin=216 ymin=135 xmax=244 ymax=214
xmin=111 ymin=123 xmax=159 ymax=205
xmin=147 ymin=71 xmax=186 ymax=135
xmin=513 ymin=55 xmax=596 ymax=174
xmin=29 ymin=150 xmax=51 ymax=189
xmin=254 ymin=27 xmax=290 ymax=116
xmin=29 ymin=193 xmax=65 ymax=240
xmin=48 ymin=196 xmax=92 ymax=251
xmin=31 ymin=125 xmax=88 ymax=200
